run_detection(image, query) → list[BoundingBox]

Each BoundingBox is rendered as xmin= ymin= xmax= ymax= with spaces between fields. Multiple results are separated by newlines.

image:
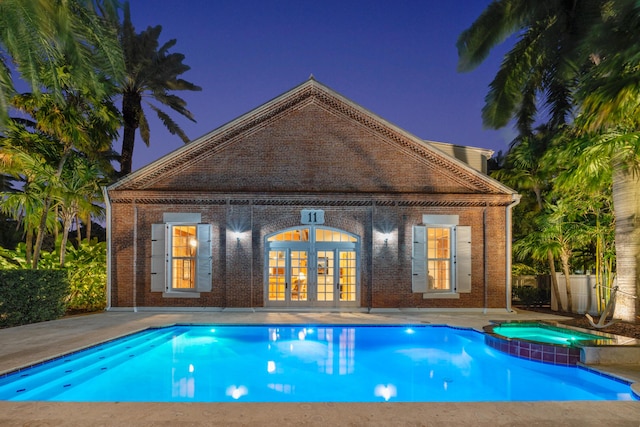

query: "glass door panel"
xmin=290 ymin=251 xmax=308 ymax=301
xmin=268 ymin=250 xmax=286 ymax=301
xmin=338 ymin=250 xmax=356 ymax=302
xmin=316 ymin=251 xmax=335 ymax=302
xmin=265 ymin=226 xmax=358 ymax=307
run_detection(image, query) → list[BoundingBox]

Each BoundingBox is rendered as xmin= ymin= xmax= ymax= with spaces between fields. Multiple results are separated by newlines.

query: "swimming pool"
xmin=0 ymin=324 xmax=634 ymax=402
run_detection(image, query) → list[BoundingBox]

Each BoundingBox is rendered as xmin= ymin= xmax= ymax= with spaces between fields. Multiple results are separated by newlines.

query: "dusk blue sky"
xmin=124 ymin=0 xmax=515 ymax=171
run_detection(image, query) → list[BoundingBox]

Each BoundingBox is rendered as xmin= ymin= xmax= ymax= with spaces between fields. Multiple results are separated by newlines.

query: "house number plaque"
xmin=301 ymin=209 xmax=325 ymax=225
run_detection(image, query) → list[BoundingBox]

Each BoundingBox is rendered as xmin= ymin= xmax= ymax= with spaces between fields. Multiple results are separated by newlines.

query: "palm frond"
xmin=149 ymin=104 xmax=189 ymax=143
xmin=457 ymin=0 xmax=533 ymax=72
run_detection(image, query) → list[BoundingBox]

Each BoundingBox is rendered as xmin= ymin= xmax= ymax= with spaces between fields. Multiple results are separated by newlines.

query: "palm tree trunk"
xmin=53 ymin=205 xmax=59 ymax=243
xmin=535 ymin=186 xmax=564 ymax=312
xmin=612 ymin=164 xmax=640 ymax=322
xmin=548 ymin=250 xmax=565 ymax=311
xmin=59 ymin=214 xmax=72 ymax=267
xmin=76 ymin=215 xmax=82 ymax=246
xmin=85 ymin=216 xmax=92 ymax=241
xmin=32 ymin=196 xmax=52 ymax=269
xmin=120 ymin=92 xmax=141 ymax=176
xmin=560 ymin=251 xmax=573 ymax=313
xmin=32 ymin=152 xmax=70 ymax=268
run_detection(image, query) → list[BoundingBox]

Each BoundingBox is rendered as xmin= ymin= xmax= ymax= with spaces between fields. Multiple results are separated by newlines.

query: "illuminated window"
xmin=267 ymin=228 xmax=309 ymax=242
xmin=426 ymin=227 xmax=451 ymax=291
xmin=151 ymin=214 xmax=212 ymax=295
xmin=412 ymin=217 xmax=471 ymax=295
xmin=315 ymin=229 xmax=357 ymax=242
xmin=171 ymin=225 xmax=197 ymax=290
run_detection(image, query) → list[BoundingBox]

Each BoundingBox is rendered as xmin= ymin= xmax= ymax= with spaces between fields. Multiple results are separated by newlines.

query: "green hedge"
xmin=0 ymin=270 xmax=69 ymax=327
xmin=0 ymin=240 xmax=107 ymax=313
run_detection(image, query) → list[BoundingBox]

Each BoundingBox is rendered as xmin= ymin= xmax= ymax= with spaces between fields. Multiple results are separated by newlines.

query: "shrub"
xmin=0 ymin=270 xmax=69 ymax=327
xmin=64 ymin=240 xmax=107 ymax=311
xmin=0 ymin=240 xmax=107 ymax=315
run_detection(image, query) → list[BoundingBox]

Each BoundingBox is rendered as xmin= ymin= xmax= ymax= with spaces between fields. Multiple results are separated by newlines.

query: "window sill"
xmin=422 ymin=292 xmax=459 ymax=299
xmin=162 ymin=291 xmax=201 ymax=298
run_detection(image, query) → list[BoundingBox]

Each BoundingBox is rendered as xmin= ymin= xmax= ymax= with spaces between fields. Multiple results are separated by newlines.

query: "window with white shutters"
xmin=150 ymin=213 xmax=212 ymax=295
xmin=411 ymin=215 xmax=471 ymax=296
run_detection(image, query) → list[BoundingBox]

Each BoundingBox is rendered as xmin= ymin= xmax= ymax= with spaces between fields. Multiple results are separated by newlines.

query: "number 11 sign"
xmin=301 ymin=209 xmax=325 ymax=225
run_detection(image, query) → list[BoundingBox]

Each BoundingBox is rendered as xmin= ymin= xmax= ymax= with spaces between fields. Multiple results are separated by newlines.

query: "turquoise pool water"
xmin=492 ymin=324 xmax=612 ymax=346
xmin=0 ymin=325 xmax=633 ymax=402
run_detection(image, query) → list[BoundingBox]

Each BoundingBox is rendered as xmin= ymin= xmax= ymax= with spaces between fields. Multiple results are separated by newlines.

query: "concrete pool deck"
xmin=0 ymin=309 xmax=639 ymax=426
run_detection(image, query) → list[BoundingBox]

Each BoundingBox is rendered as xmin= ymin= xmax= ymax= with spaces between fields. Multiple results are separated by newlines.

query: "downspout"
xmin=483 ymin=203 xmax=488 ymax=314
xmin=369 ymin=201 xmax=375 ymax=312
xmin=102 ymin=186 xmax=112 ymax=311
xmin=250 ymin=202 xmax=253 ymax=310
xmin=506 ymin=194 xmax=521 ymax=312
xmin=133 ymin=203 xmax=138 ymax=313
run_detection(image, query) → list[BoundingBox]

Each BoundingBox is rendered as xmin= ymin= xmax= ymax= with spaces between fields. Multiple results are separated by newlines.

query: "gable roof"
xmin=109 ymin=78 xmax=514 ymax=195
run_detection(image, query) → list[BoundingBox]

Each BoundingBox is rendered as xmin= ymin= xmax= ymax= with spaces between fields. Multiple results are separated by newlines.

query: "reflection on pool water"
xmin=0 ymin=325 xmax=634 ymax=402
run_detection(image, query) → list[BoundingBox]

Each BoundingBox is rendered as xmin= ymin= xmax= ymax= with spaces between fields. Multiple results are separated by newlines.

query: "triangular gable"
xmin=109 ymin=78 xmax=514 ymax=195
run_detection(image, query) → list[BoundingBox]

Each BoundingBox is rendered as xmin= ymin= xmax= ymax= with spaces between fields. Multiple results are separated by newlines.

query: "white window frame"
xmin=412 ymin=215 xmax=471 ymax=299
xmin=425 ymin=226 xmax=453 ymax=293
xmin=151 ymin=213 xmax=212 ymax=297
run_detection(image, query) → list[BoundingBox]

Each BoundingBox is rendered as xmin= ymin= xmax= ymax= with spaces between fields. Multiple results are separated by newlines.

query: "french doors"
xmin=265 ymin=227 xmax=359 ymax=307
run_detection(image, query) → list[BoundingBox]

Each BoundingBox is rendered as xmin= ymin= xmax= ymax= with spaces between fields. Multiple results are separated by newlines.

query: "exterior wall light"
xmin=383 ymin=233 xmax=392 ymax=245
xmin=234 ymin=231 xmax=242 ymax=242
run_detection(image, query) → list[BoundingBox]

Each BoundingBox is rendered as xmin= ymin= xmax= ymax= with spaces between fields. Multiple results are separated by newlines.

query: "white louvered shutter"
xmin=196 ymin=224 xmax=213 ymax=292
xmin=412 ymin=225 xmax=428 ymax=292
xmin=150 ymin=224 xmax=167 ymax=292
xmin=455 ymin=226 xmax=472 ymax=293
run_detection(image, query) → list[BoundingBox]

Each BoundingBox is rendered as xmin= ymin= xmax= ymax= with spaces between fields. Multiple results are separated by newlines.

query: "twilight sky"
xmin=123 ymin=0 xmax=515 ymax=172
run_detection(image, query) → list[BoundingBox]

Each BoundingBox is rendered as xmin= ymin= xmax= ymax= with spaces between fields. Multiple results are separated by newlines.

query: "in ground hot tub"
xmin=483 ymin=321 xmax=615 ymax=366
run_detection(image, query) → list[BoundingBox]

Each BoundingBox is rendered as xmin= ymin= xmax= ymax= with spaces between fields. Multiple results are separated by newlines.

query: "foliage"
xmin=0 ymin=91 xmax=119 ymax=267
xmin=0 ymin=0 xmax=124 ymax=124
xmin=0 ymin=269 xmax=69 ymax=327
xmin=64 ymin=240 xmax=107 ymax=311
xmin=512 ymin=263 xmax=540 ymax=277
xmin=0 ymin=240 xmax=107 ymax=312
xmin=461 ymin=0 xmax=640 ymax=321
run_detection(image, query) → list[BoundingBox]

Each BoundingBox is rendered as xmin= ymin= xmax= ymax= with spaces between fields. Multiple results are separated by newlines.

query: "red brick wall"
xmin=107 ymin=91 xmax=515 ymax=311
xmin=108 ymin=196 xmax=512 ymax=310
xmin=148 ymin=103 xmax=476 ymax=194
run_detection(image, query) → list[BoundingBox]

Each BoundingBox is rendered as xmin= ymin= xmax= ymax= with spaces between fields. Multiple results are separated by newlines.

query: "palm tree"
xmin=492 ymin=132 xmax=565 ymax=310
xmin=573 ymin=2 xmax=640 ymax=322
xmin=117 ymin=2 xmax=202 ymax=175
xmin=0 ymin=143 xmax=57 ymax=265
xmin=0 ymin=173 xmax=22 ymax=249
xmin=0 ymin=0 xmax=124 ymax=124
xmin=4 ymin=91 xmax=119 ymax=267
xmin=56 ymin=154 xmax=108 ymax=266
xmin=458 ymin=0 xmax=640 ymax=322
xmin=457 ymin=0 xmax=602 ymax=135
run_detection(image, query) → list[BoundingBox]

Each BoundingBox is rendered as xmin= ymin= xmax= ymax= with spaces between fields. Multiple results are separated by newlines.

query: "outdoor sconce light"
xmin=234 ymin=231 xmax=242 ymax=243
xmin=383 ymin=233 xmax=392 ymax=245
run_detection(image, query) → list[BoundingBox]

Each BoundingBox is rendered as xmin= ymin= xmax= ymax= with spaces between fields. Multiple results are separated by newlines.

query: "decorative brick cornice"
xmin=108 ymin=191 xmax=515 ymax=208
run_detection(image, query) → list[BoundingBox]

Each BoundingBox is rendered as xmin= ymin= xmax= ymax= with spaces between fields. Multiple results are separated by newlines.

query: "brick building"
xmin=105 ymin=78 xmax=519 ymax=312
